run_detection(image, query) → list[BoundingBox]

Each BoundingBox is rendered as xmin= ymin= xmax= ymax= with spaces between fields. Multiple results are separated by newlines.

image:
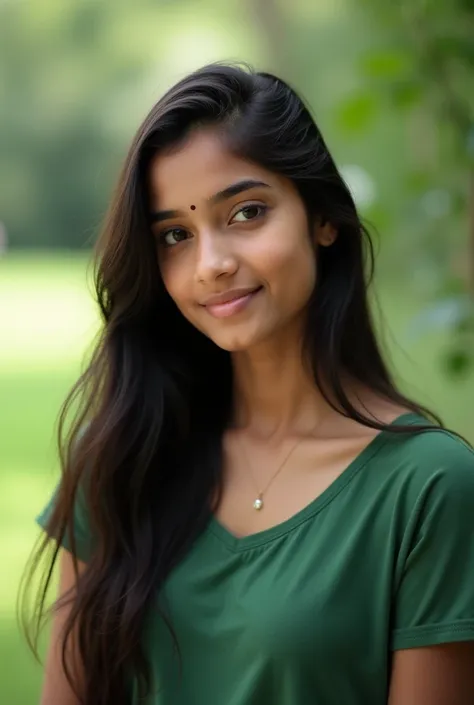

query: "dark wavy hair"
xmin=21 ymin=61 xmax=444 ymax=704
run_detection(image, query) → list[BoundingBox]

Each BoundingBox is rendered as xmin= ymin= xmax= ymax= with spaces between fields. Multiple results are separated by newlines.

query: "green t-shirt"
xmin=37 ymin=413 xmax=474 ymax=704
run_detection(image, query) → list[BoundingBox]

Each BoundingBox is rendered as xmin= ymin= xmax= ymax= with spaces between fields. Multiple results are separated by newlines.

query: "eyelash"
xmin=158 ymin=203 xmax=268 ymax=248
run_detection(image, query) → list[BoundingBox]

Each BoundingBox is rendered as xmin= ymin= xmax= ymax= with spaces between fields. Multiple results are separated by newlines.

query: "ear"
xmin=314 ymin=219 xmax=337 ymax=247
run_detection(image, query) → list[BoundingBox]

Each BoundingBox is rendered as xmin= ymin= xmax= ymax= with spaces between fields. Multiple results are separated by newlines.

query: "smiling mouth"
xmin=203 ymin=287 xmax=263 ymax=318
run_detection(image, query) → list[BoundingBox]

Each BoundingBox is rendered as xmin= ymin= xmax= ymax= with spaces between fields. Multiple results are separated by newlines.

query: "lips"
xmin=202 ymin=286 xmax=262 ymax=307
xmin=202 ymin=286 xmax=262 ymax=319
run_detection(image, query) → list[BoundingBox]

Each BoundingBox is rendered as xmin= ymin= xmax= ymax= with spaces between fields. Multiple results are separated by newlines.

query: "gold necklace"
xmin=238 ymin=433 xmax=309 ymax=511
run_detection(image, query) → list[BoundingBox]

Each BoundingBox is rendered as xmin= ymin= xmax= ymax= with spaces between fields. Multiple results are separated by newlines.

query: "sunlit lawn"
xmin=1 ymin=251 xmax=473 ymax=704
xmin=0 ymin=252 xmax=98 ymax=703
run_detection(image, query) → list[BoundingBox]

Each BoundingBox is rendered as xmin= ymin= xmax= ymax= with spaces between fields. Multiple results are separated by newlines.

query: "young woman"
xmin=24 ymin=62 xmax=474 ymax=705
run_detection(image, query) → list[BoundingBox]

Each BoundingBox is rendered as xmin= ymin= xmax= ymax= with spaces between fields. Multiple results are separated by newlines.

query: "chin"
xmin=212 ymin=338 xmax=253 ymax=353
xmin=206 ymin=326 xmax=270 ymax=353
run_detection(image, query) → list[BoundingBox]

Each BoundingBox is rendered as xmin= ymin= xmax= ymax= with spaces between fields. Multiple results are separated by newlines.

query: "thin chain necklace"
xmin=237 ymin=428 xmax=315 ymax=511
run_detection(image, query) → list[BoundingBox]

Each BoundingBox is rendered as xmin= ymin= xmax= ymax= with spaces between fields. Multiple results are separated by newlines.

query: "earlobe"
xmin=316 ymin=221 xmax=337 ymax=247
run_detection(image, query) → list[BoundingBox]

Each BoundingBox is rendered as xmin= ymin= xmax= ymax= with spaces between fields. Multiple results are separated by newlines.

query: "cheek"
xmin=263 ymin=238 xmax=317 ymax=301
xmin=158 ymin=257 xmax=189 ymax=311
xmin=159 ymin=256 xmax=207 ymax=331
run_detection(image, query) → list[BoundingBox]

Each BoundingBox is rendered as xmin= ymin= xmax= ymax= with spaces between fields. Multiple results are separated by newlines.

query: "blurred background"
xmin=1 ymin=0 xmax=473 ymax=701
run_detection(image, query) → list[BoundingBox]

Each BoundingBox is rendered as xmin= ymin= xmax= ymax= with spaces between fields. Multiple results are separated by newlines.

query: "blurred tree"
xmin=334 ymin=0 xmax=474 ymax=375
xmin=0 ymin=1 xmax=161 ymax=249
xmin=244 ymin=0 xmax=294 ymax=79
xmin=0 ymin=0 xmax=262 ymax=250
xmin=2 ymin=0 xmax=473 ymax=379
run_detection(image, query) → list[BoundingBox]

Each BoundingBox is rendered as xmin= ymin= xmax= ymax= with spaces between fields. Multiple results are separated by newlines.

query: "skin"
xmin=150 ymin=127 xmax=340 ymax=435
xmin=40 ymin=126 xmax=474 ymax=704
xmin=40 ymin=551 xmax=86 ymax=705
xmin=152 ymin=133 xmax=321 ymax=357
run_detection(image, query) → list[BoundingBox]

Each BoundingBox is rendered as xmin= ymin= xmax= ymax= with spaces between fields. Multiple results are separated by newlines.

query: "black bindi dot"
xmin=190 ymin=205 xmax=196 ymax=210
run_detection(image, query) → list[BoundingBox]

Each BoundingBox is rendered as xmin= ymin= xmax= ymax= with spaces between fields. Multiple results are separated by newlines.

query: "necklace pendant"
xmin=253 ymin=496 xmax=263 ymax=511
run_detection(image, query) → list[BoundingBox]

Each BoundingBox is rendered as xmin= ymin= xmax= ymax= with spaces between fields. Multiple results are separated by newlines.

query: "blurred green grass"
xmin=1 ymin=252 xmax=473 ymax=704
xmin=0 ymin=252 xmax=98 ymax=703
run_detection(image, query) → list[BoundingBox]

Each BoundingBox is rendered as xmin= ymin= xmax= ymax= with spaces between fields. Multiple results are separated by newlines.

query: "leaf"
xmin=360 ymin=50 xmax=412 ymax=80
xmin=442 ymin=348 xmax=472 ymax=377
xmin=389 ymin=80 xmax=423 ymax=109
xmin=336 ymin=92 xmax=378 ymax=134
xmin=436 ymin=36 xmax=474 ymax=65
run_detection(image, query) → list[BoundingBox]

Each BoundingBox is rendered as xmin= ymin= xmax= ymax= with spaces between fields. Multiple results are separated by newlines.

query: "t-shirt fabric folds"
xmin=36 ymin=413 xmax=474 ymax=704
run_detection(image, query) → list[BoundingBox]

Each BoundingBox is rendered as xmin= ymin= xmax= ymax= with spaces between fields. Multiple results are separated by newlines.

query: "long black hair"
xmin=21 ymin=61 xmax=444 ymax=704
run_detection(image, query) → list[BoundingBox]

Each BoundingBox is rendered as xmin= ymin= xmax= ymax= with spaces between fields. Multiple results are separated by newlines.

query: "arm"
xmin=388 ymin=439 xmax=474 ymax=704
xmin=40 ymin=550 xmax=87 ymax=705
xmin=388 ymin=643 xmax=474 ymax=705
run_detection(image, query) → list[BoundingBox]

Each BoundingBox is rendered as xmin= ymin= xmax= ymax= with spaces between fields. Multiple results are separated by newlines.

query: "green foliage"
xmin=360 ymin=49 xmax=413 ymax=80
xmin=336 ymin=0 xmax=474 ymax=373
xmin=0 ymin=0 xmax=256 ymax=248
xmin=336 ymin=92 xmax=379 ymax=133
xmin=0 ymin=1 xmax=150 ymax=247
xmin=443 ymin=348 xmax=472 ymax=376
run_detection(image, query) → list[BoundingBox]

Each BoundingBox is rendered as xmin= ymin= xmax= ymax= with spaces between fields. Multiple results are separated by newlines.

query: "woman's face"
xmin=148 ymin=128 xmax=334 ymax=352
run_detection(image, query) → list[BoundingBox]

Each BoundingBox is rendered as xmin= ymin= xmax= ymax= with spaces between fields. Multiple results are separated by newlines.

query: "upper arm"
xmin=389 ymin=643 xmax=474 ymax=705
xmin=391 ymin=445 xmax=474 ymax=651
xmin=388 ymin=438 xmax=474 ymax=703
xmin=40 ymin=550 xmax=87 ymax=705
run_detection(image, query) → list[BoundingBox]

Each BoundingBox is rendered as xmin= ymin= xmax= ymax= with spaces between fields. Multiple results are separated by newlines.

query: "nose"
xmin=194 ymin=231 xmax=238 ymax=283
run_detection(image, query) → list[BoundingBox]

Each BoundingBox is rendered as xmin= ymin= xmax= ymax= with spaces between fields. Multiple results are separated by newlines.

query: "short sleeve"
xmin=391 ymin=443 xmax=474 ymax=650
xmin=36 ymin=480 xmax=93 ymax=563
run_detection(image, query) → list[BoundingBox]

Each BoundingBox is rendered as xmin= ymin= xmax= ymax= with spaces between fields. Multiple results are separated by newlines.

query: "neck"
xmin=230 ymin=334 xmax=334 ymax=439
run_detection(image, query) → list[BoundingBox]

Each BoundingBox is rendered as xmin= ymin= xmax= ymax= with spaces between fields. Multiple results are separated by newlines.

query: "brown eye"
xmin=231 ymin=204 xmax=267 ymax=223
xmin=160 ymin=228 xmax=189 ymax=247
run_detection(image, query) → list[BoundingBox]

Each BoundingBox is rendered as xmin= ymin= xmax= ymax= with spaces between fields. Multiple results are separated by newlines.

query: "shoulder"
xmin=380 ymin=419 xmax=474 ymax=483
xmin=381 ymin=425 xmax=474 ymax=615
xmin=377 ymin=422 xmax=474 ymax=539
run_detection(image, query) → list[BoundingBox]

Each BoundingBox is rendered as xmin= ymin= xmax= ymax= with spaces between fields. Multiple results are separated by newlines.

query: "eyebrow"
xmin=149 ymin=179 xmax=270 ymax=223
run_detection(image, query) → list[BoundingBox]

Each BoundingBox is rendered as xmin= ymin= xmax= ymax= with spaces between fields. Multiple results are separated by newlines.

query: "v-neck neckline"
xmin=207 ymin=412 xmax=424 ymax=552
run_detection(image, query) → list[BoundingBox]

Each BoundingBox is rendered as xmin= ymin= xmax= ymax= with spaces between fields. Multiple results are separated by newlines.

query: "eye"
xmin=159 ymin=228 xmax=189 ymax=248
xmin=231 ymin=204 xmax=267 ymax=223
